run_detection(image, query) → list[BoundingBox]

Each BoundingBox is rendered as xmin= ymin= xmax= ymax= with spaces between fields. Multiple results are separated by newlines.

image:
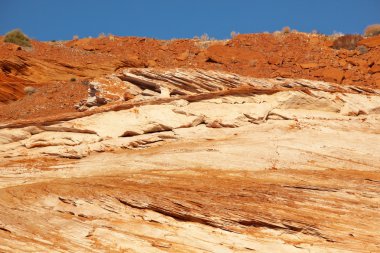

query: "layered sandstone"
xmin=1 ymin=33 xmax=380 ymax=107
xmin=1 ymin=69 xmax=380 ymax=252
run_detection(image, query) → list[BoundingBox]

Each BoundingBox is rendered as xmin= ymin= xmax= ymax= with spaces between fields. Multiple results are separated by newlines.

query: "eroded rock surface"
xmin=1 ymin=69 xmax=380 ymax=252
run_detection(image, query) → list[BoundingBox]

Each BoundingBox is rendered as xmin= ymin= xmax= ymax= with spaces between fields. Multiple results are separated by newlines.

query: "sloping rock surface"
xmin=1 ymin=69 xmax=380 ymax=252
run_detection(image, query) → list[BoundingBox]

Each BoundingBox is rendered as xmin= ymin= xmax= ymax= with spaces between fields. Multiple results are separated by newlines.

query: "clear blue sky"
xmin=1 ymin=0 xmax=379 ymax=41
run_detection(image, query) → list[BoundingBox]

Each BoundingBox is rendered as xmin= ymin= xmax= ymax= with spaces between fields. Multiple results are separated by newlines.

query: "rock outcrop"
xmin=1 ymin=68 xmax=380 ymax=252
xmin=1 ymin=33 xmax=380 ymax=106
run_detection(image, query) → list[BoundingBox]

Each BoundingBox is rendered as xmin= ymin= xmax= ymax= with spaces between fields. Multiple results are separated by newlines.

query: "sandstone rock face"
xmin=1 ymin=69 xmax=380 ymax=252
xmin=2 ymin=33 xmax=380 ymax=107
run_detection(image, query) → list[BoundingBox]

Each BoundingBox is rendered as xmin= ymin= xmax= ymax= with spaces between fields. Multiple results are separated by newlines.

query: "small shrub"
xmin=98 ymin=32 xmax=106 ymax=39
xmin=332 ymin=34 xmax=362 ymax=50
xmin=4 ymin=29 xmax=31 ymax=47
xmin=200 ymin=33 xmax=209 ymax=41
xmin=282 ymin=26 xmax=291 ymax=34
xmin=70 ymin=77 xmax=76 ymax=82
xmin=364 ymin=24 xmax=380 ymax=37
xmin=230 ymin=31 xmax=239 ymax=38
xmin=24 ymin=86 xmax=36 ymax=95
xmin=330 ymin=31 xmax=344 ymax=38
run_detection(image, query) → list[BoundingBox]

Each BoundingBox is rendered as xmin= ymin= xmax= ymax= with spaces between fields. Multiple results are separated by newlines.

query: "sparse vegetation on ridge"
xmin=332 ymin=34 xmax=362 ymax=50
xmin=200 ymin=33 xmax=209 ymax=41
xmin=364 ymin=24 xmax=380 ymax=37
xmin=282 ymin=26 xmax=291 ymax=34
xmin=4 ymin=29 xmax=31 ymax=47
xmin=230 ymin=31 xmax=239 ymax=38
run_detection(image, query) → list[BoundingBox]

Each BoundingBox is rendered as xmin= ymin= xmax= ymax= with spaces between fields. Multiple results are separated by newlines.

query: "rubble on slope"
xmin=1 ymin=33 xmax=380 ymax=107
xmin=1 ymin=33 xmax=380 ymax=252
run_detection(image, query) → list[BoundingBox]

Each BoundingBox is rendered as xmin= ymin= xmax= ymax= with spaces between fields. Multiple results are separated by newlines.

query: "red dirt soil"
xmin=0 ymin=81 xmax=88 ymax=121
xmin=1 ymin=32 xmax=380 ymax=121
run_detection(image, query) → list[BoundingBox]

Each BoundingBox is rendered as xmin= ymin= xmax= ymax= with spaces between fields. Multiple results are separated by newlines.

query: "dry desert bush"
xmin=4 ymin=29 xmax=31 ymax=47
xmin=364 ymin=24 xmax=380 ymax=37
xmin=230 ymin=31 xmax=239 ymax=38
xmin=24 ymin=86 xmax=36 ymax=95
xmin=282 ymin=26 xmax=291 ymax=34
xmin=332 ymin=34 xmax=362 ymax=50
xmin=200 ymin=33 xmax=209 ymax=41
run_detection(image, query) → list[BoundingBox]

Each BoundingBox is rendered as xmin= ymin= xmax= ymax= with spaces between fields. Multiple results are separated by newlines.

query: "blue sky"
xmin=1 ymin=0 xmax=379 ymax=41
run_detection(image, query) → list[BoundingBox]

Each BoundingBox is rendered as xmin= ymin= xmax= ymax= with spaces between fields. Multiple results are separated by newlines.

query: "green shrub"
xmin=364 ymin=24 xmax=380 ymax=37
xmin=4 ymin=29 xmax=31 ymax=47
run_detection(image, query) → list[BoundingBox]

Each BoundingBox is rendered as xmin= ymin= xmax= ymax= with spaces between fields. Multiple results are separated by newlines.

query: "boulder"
xmin=343 ymin=70 xmax=362 ymax=81
xmin=119 ymin=55 xmax=145 ymax=68
xmin=346 ymin=58 xmax=368 ymax=67
xmin=147 ymin=60 xmax=157 ymax=67
xmin=338 ymin=59 xmax=347 ymax=67
xmin=275 ymin=69 xmax=292 ymax=78
xmin=176 ymin=50 xmax=190 ymax=61
xmin=310 ymin=68 xmax=325 ymax=77
xmin=267 ymin=56 xmax=283 ymax=66
xmin=357 ymin=36 xmax=380 ymax=48
xmin=370 ymin=65 xmax=380 ymax=74
xmin=322 ymin=67 xmax=345 ymax=83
